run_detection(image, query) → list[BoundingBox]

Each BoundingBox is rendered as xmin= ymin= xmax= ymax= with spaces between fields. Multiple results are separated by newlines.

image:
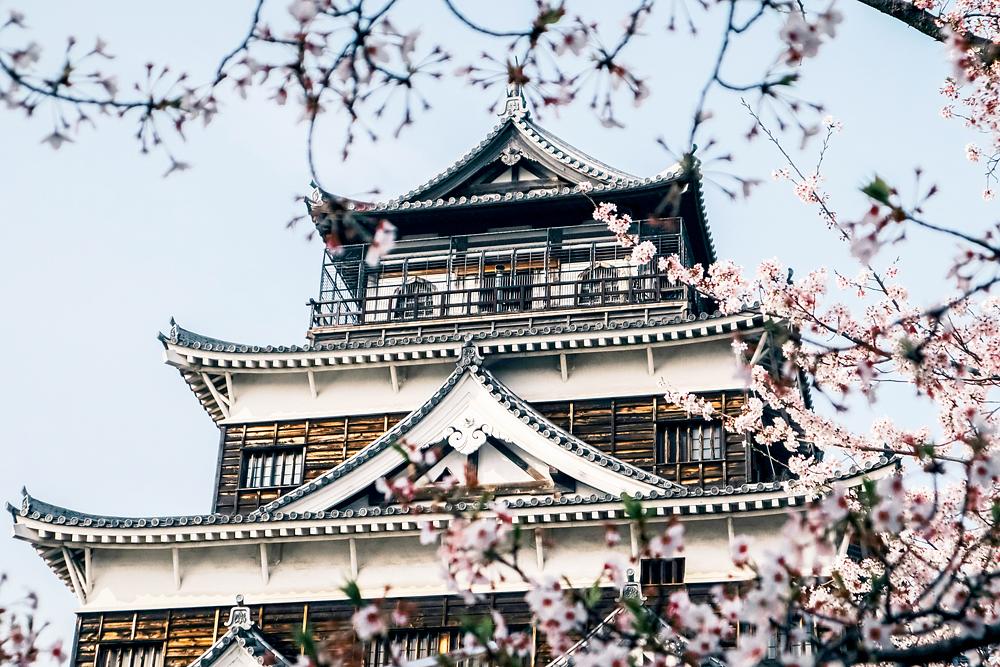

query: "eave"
xmin=9 ymin=456 xmax=897 ymax=551
xmin=359 ymin=170 xmax=678 ymax=214
xmin=162 ymin=311 xmax=769 ymax=422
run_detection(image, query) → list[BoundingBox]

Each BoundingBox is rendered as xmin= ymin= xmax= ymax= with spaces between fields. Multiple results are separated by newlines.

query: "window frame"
xmin=365 ymin=628 xmax=461 ymax=666
xmin=479 ymin=265 xmax=538 ymax=313
xmin=656 ymin=420 xmax=726 ymax=465
xmin=639 ymin=557 xmax=686 ymax=586
xmin=239 ymin=445 xmax=306 ymax=490
xmin=95 ymin=642 xmax=165 ymax=667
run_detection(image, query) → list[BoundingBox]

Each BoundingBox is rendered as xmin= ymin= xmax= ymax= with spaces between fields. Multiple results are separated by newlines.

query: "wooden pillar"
xmin=211 ymin=609 xmax=220 ymax=644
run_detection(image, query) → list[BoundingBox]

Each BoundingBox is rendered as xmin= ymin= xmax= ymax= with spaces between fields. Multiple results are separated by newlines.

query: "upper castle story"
xmin=305 ymin=85 xmax=716 ymax=345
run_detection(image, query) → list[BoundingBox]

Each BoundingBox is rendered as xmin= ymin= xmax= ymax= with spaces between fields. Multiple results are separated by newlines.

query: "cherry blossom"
xmin=351 ymin=603 xmax=386 ymax=641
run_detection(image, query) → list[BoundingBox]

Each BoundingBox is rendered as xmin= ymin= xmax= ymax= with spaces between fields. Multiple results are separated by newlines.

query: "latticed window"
xmin=576 ymin=263 xmax=625 ymax=305
xmin=96 ymin=643 xmax=163 ymax=667
xmin=392 ymin=278 xmax=436 ymax=320
xmin=241 ymin=447 xmax=304 ymax=488
xmin=366 ymin=628 xmax=461 ymax=666
xmin=365 ymin=628 xmax=524 ymax=666
xmin=639 ymin=558 xmax=685 ymax=585
xmin=656 ymin=421 xmax=725 ymax=464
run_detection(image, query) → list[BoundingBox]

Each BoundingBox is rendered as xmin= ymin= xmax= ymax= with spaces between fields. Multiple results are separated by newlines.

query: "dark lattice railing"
xmin=309 ymin=220 xmax=698 ymax=335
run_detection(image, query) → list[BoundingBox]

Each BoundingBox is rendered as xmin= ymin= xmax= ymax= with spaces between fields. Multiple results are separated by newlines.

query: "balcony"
xmin=308 ymin=220 xmax=699 ymax=342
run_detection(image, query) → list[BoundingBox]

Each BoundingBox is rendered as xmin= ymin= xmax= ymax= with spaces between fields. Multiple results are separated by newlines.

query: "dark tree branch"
xmin=853 ymin=0 xmax=992 ymax=49
xmin=867 ymin=620 xmax=1000 ymax=664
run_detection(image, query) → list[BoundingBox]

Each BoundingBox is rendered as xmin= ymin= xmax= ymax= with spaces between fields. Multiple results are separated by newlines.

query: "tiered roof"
xmin=308 ymin=85 xmax=716 ymax=263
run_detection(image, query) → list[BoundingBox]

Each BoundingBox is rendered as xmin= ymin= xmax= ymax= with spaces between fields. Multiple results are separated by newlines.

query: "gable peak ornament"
xmin=447 ymin=416 xmax=493 ymax=455
xmin=499 ymin=83 xmax=529 ymax=120
xmin=458 ymin=339 xmax=483 ymax=366
xmin=225 ymin=594 xmax=253 ymax=629
xmin=500 ymin=145 xmax=523 ymax=166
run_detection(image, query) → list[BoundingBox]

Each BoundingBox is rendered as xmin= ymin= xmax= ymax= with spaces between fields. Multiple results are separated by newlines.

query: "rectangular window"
xmin=97 ymin=643 xmax=163 ymax=667
xmin=366 ymin=629 xmax=461 ymax=666
xmin=639 ymin=558 xmax=685 ymax=585
xmin=241 ymin=447 xmax=304 ymax=489
xmin=656 ymin=421 xmax=724 ymax=464
xmin=365 ymin=628 xmax=528 ymax=666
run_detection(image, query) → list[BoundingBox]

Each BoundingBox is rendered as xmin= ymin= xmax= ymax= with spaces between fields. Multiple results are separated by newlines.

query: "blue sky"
xmin=0 ymin=0 xmax=992 ymax=647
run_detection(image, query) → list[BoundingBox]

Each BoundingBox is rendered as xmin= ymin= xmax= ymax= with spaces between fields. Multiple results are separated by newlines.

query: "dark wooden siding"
xmin=72 ymin=591 xmax=624 ymax=667
xmin=216 ymin=416 xmax=404 ymax=514
xmin=541 ymin=393 xmax=749 ymax=488
xmin=214 ymin=393 xmax=751 ymax=514
xmin=71 ymin=584 xmax=741 ymax=667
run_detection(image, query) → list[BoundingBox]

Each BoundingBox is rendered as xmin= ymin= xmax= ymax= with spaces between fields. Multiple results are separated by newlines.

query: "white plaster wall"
xmin=76 ymin=510 xmax=790 ymax=612
xmin=731 ymin=515 xmax=792 ymax=561
xmin=178 ymin=544 xmax=262 ymax=599
xmin=477 ymin=444 xmax=537 ymax=485
xmin=355 ymin=534 xmax=440 ymax=596
xmin=268 ymin=540 xmax=353 ymax=593
xmin=680 ymin=519 xmax=734 ymax=583
xmin=542 ymin=525 xmax=631 ymax=584
xmin=227 ymin=364 xmax=452 ymax=423
xmin=223 ymin=338 xmax=744 ymax=424
xmin=89 ymin=548 xmax=176 ymax=609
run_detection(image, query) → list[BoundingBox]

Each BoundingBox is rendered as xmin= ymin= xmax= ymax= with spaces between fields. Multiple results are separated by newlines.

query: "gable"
xmin=336 ymin=434 xmax=588 ymax=511
xmin=188 ymin=606 xmax=292 ymax=667
xmin=391 ymin=86 xmax=637 ymax=205
xmin=256 ymin=345 xmax=678 ymax=516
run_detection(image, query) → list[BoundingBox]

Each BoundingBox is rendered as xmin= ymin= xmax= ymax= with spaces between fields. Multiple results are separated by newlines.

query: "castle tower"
xmin=9 ymin=88 xmax=891 ymax=666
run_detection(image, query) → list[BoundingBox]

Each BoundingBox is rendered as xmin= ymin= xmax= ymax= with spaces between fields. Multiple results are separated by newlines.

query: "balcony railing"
xmin=309 ymin=221 xmax=698 ymax=340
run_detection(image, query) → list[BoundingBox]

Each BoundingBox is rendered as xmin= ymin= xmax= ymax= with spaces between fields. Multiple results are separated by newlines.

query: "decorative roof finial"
xmin=225 ymin=594 xmax=253 ymax=629
xmin=499 ymin=81 xmax=529 ymax=120
xmin=618 ymin=568 xmax=646 ymax=603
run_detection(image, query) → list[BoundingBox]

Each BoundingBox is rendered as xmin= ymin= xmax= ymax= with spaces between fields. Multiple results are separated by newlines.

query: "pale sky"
xmin=1 ymin=0 xmax=991 ymax=649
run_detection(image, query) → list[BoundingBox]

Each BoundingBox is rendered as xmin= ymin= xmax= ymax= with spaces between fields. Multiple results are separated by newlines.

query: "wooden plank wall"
xmin=73 ymin=591 xmax=619 ymax=667
xmin=215 ymin=415 xmax=404 ymax=514
xmin=215 ymin=393 xmax=751 ymax=514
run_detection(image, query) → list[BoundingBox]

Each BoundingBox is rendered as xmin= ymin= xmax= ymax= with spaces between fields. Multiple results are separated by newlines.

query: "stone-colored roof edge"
xmin=8 ymin=455 xmax=896 ymax=532
xmin=164 ymin=309 xmax=765 ymax=356
xmin=689 ymin=160 xmax=717 ymax=263
xmin=359 ymin=167 xmax=681 ymax=214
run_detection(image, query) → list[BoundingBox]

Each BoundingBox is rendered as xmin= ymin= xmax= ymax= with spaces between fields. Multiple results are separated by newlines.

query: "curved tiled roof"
xmin=358 ymin=170 xmax=681 ymax=214
xmin=371 ymin=109 xmax=642 ymax=208
xmin=162 ymin=310 xmax=765 ymax=356
xmin=9 ymin=455 xmax=895 ymax=533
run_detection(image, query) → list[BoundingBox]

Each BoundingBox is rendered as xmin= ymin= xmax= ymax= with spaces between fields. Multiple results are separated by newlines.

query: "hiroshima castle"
xmin=9 ymin=87 xmax=890 ymax=666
